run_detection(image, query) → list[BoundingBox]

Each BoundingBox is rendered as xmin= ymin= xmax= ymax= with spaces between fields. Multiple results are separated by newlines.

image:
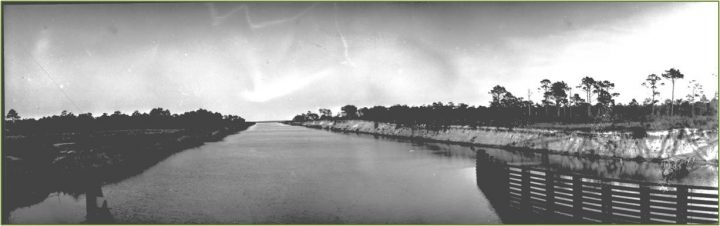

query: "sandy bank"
xmin=292 ymin=120 xmax=718 ymax=163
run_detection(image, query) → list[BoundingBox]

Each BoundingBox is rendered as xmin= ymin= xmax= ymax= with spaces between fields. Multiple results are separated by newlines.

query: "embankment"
xmin=291 ymin=120 xmax=718 ymax=163
xmin=2 ymin=122 xmax=255 ymax=213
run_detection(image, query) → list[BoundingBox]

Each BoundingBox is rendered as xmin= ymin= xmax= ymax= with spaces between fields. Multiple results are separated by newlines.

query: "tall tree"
xmin=489 ymin=85 xmax=508 ymax=107
xmin=318 ymin=108 xmax=333 ymax=119
xmin=341 ymin=105 xmax=358 ymax=119
xmin=570 ymin=94 xmax=585 ymax=106
xmin=501 ymin=92 xmax=520 ymax=108
xmin=661 ymin=68 xmax=684 ymax=116
xmin=687 ymin=80 xmax=704 ymax=102
xmin=577 ymin=76 xmax=596 ymax=117
xmin=6 ymin=109 xmax=20 ymax=123
xmin=539 ymin=79 xmax=552 ymax=118
xmin=551 ymin=81 xmax=570 ymax=118
xmin=641 ymin=74 xmax=663 ymax=115
xmin=594 ymin=80 xmax=619 ymax=106
xmin=305 ymin=111 xmax=319 ymax=121
xmin=539 ymin=79 xmax=552 ymax=106
xmin=687 ymin=80 xmax=704 ymax=117
xmin=593 ymin=80 xmax=619 ymax=119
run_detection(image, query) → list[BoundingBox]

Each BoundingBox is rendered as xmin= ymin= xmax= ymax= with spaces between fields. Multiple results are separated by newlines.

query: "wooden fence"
xmin=506 ymin=165 xmax=719 ymax=224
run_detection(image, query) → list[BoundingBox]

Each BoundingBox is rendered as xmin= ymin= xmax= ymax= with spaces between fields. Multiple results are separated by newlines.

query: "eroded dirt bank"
xmin=291 ymin=120 xmax=718 ymax=164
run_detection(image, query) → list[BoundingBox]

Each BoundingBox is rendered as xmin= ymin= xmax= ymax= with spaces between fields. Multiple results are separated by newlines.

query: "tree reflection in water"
xmin=84 ymin=180 xmax=113 ymax=224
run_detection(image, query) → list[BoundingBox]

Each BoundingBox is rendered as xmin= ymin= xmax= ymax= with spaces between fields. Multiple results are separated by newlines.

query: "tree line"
xmin=4 ymin=108 xmax=248 ymax=135
xmin=292 ymin=68 xmax=717 ymax=128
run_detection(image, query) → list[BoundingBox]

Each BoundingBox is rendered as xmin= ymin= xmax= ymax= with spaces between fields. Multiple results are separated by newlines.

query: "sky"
xmin=4 ymin=2 xmax=718 ymax=121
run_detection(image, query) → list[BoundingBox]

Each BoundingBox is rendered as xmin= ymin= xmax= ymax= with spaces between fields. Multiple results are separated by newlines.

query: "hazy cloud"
xmin=4 ymin=2 xmax=717 ymax=120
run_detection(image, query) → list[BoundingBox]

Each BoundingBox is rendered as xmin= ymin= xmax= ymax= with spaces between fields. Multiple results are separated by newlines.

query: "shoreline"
xmin=3 ymin=122 xmax=256 ymax=214
xmin=287 ymin=120 xmax=718 ymax=165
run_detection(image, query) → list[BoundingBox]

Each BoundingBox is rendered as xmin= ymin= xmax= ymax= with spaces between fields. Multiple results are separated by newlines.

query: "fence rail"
xmin=506 ymin=165 xmax=719 ymax=224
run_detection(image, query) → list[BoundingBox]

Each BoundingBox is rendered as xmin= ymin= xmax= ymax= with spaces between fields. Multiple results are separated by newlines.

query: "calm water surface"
xmin=10 ymin=123 xmax=500 ymax=224
xmin=11 ymin=123 xmax=717 ymax=223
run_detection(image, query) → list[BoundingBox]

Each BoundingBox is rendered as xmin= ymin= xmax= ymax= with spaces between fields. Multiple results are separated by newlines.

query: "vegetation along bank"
xmin=290 ymin=70 xmax=718 ymax=165
xmin=291 ymin=120 xmax=717 ymax=164
xmin=3 ymin=108 xmax=255 ymax=212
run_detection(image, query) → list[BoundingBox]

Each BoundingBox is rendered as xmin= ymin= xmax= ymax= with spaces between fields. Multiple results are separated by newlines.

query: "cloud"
xmin=207 ymin=2 xmax=317 ymax=29
xmin=241 ymin=68 xmax=335 ymax=102
xmin=5 ymin=2 xmax=716 ymax=121
xmin=333 ymin=3 xmax=355 ymax=67
xmin=458 ymin=3 xmax=718 ymax=104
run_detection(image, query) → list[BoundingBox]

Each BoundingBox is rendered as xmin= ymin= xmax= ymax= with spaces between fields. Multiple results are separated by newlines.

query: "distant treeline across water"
xmin=4 ymin=108 xmax=248 ymax=135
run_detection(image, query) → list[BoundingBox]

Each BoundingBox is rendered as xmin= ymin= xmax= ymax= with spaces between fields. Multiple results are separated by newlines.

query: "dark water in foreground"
xmin=9 ymin=123 xmax=717 ymax=224
xmin=9 ymin=123 xmax=499 ymax=224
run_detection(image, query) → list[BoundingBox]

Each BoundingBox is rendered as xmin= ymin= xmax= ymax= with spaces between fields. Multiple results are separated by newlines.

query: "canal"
xmin=9 ymin=123 xmax=498 ymax=224
xmin=8 ymin=123 xmax=717 ymax=224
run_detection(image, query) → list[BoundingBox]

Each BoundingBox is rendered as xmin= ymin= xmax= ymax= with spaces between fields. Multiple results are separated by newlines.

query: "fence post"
xmin=601 ymin=180 xmax=612 ymax=223
xmin=505 ymin=166 xmax=511 ymax=207
xmin=639 ymin=184 xmax=650 ymax=223
xmin=545 ymin=171 xmax=555 ymax=216
xmin=573 ymin=175 xmax=583 ymax=221
xmin=676 ymin=186 xmax=688 ymax=224
xmin=522 ymin=168 xmax=532 ymax=212
xmin=504 ymin=165 xmax=512 ymax=209
xmin=502 ymin=164 xmax=509 ymax=208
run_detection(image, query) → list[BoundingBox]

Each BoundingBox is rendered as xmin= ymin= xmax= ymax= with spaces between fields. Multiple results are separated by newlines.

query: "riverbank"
xmin=6 ymin=123 xmax=505 ymax=224
xmin=288 ymin=120 xmax=718 ymax=164
xmin=3 ymin=122 xmax=255 ymax=214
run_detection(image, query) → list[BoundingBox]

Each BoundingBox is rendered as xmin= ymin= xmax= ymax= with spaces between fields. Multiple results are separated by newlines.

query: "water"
xmin=9 ymin=123 xmax=500 ymax=224
xmin=9 ymin=123 xmax=717 ymax=224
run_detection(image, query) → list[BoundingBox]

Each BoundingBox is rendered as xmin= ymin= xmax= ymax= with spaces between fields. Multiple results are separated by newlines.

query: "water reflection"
xmin=8 ymin=180 xmax=114 ymax=224
xmin=475 ymin=150 xmax=515 ymax=224
xmin=7 ymin=124 xmax=716 ymax=224
xmin=11 ymin=123 xmax=501 ymax=224
xmin=84 ymin=180 xmax=113 ymax=223
xmin=349 ymin=131 xmax=716 ymax=187
xmin=479 ymin=146 xmax=717 ymax=186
